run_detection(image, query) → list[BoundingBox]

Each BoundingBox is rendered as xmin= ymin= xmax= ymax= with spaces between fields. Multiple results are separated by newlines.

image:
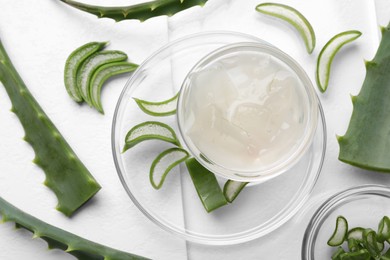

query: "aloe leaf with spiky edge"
xmin=0 ymin=38 xmax=101 ymax=216
xmin=59 ymin=0 xmax=208 ymax=22
xmin=0 ymin=196 xmax=149 ymax=260
xmin=338 ymin=23 xmax=390 ymax=172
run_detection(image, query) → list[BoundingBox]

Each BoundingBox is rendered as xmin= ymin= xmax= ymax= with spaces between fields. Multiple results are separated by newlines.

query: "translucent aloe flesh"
xmin=59 ymin=0 xmax=208 ymax=22
xmin=338 ymin=24 xmax=390 ymax=172
xmin=0 ymin=39 xmax=101 ymax=216
xmin=0 ymin=196 xmax=149 ymax=260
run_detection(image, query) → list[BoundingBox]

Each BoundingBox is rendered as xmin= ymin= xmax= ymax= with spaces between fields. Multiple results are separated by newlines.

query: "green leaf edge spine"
xmin=59 ymin=0 xmax=208 ymax=22
xmin=338 ymin=23 xmax=390 ymax=172
xmin=0 ymin=38 xmax=101 ymax=217
xmin=0 ymin=196 xmax=149 ymax=260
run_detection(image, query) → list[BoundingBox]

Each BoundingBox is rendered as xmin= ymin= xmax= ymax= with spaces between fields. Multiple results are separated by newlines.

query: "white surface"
xmin=0 ymin=0 xmax=389 ymax=259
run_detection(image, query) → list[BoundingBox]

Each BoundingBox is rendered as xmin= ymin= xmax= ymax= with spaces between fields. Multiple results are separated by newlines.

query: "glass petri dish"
xmin=302 ymin=185 xmax=390 ymax=260
xmin=112 ymin=31 xmax=326 ymax=245
xmin=177 ymin=42 xmax=318 ymax=182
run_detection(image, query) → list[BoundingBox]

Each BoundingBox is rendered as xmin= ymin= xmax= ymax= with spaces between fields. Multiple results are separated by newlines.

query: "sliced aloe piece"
xmin=348 ymin=227 xmax=365 ymax=243
xmin=185 ymin=158 xmax=227 ymax=213
xmin=328 ymin=216 xmax=348 ymax=246
xmin=150 ymin=148 xmax=189 ymax=189
xmin=223 ymin=180 xmax=248 ymax=203
xmin=123 ymin=121 xmax=180 ymax=152
xmin=64 ymin=41 xmax=107 ymax=102
xmin=90 ymin=61 xmax=138 ymax=114
xmin=348 ymin=238 xmax=363 ymax=252
xmin=332 ymin=247 xmax=346 ymax=260
xmin=362 ymin=229 xmax=382 ymax=257
xmin=255 ymin=3 xmax=316 ymax=54
xmin=340 ymin=249 xmax=371 ymax=260
xmin=134 ymin=93 xmax=179 ymax=117
xmin=378 ymin=216 xmax=390 ymax=243
xmin=77 ymin=50 xmax=128 ymax=105
xmin=316 ymin=30 xmax=362 ymax=92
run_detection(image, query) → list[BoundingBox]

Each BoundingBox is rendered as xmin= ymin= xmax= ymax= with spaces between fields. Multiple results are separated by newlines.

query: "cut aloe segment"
xmin=378 ymin=216 xmax=390 ymax=243
xmin=223 ymin=180 xmax=248 ymax=203
xmin=77 ymin=50 xmax=128 ymax=105
xmin=150 ymin=148 xmax=189 ymax=189
xmin=185 ymin=158 xmax=227 ymax=213
xmin=328 ymin=216 xmax=348 ymax=246
xmin=64 ymin=41 xmax=107 ymax=102
xmin=363 ymin=229 xmax=382 ymax=257
xmin=348 ymin=227 xmax=365 ymax=243
xmin=90 ymin=61 xmax=138 ymax=114
xmin=340 ymin=249 xmax=371 ymax=260
xmin=134 ymin=93 xmax=179 ymax=117
xmin=348 ymin=238 xmax=362 ymax=252
xmin=123 ymin=121 xmax=180 ymax=152
xmin=316 ymin=30 xmax=362 ymax=93
xmin=255 ymin=3 xmax=316 ymax=54
xmin=332 ymin=247 xmax=346 ymax=260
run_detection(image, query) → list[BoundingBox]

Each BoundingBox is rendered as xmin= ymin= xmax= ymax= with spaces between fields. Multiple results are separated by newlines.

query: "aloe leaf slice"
xmin=362 ymin=229 xmax=382 ymax=257
xmin=0 ymin=38 xmax=101 ymax=216
xmin=150 ymin=147 xmax=189 ymax=189
xmin=185 ymin=158 xmax=227 ymax=213
xmin=134 ymin=93 xmax=179 ymax=117
xmin=328 ymin=216 xmax=348 ymax=246
xmin=123 ymin=121 xmax=180 ymax=152
xmin=378 ymin=216 xmax=390 ymax=243
xmin=332 ymin=247 xmax=346 ymax=260
xmin=348 ymin=227 xmax=365 ymax=243
xmin=90 ymin=61 xmax=138 ymax=114
xmin=316 ymin=30 xmax=362 ymax=92
xmin=339 ymin=249 xmax=370 ymax=260
xmin=0 ymin=196 xmax=149 ymax=260
xmin=223 ymin=180 xmax=248 ymax=203
xmin=59 ymin=0 xmax=208 ymax=23
xmin=77 ymin=50 xmax=128 ymax=105
xmin=348 ymin=238 xmax=363 ymax=252
xmin=255 ymin=2 xmax=316 ymax=54
xmin=64 ymin=41 xmax=107 ymax=102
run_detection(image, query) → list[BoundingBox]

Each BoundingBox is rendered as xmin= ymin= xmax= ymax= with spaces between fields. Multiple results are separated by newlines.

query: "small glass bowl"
xmin=177 ymin=42 xmax=319 ymax=182
xmin=302 ymin=185 xmax=390 ymax=260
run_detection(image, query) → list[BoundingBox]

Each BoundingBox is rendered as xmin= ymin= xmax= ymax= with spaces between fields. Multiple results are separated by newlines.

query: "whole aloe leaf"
xmin=0 ymin=196 xmax=149 ymax=260
xmin=0 ymin=38 xmax=101 ymax=216
xmin=59 ymin=0 xmax=208 ymax=22
xmin=338 ymin=23 xmax=390 ymax=172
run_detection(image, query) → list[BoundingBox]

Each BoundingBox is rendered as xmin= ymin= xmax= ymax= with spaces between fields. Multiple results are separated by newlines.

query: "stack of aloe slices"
xmin=123 ymin=93 xmax=248 ymax=212
xmin=328 ymin=216 xmax=390 ymax=260
xmin=64 ymin=42 xmax=138 ymax=114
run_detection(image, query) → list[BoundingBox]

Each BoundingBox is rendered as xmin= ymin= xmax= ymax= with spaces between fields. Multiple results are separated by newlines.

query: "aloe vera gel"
xmin=178 ymin=43 xmax=318 ymax=180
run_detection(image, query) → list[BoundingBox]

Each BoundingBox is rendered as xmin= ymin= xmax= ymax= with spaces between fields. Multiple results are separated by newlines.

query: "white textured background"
xmin=0 ymin=1 xmax=389 ymax=259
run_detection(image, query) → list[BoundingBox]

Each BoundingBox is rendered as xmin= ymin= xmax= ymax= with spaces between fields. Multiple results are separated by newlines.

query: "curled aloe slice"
xmin=150 ymin=147 xmax=189 ymax=189
xmin=363 ymin=229 xmax=382 ymax=257
xmin=134 ymin=93 xmax=179 ymax=117
xmin=123 ymin=121 xmax=180 ymax=152
xmin=328 ymin=216 xmax=348 ymax=246
xmin=316 ymin=30 xmax=362 ymax=92
xmin=64 ymin=42 xmax=107 ymax=102
xmin=0 ymin=196 xmax=149 ymax=260
xmin=185 ymin=158 xmax=227 ymax=213
xmin=378 ymin=216 xmax=390 ymax=243
xmin=332 ymin=247 xmax=346 ymax=260
xmin=90 ymin=61 xmax=138 ymax=114
xmin=340 ymin=249 xmax=370 ymax=260
xmin=77 ymin=50 xmax=128 ymax=105
xmin=348 ymin=227 xmax=365 ymax=243
xmin=255 ymin=2 xmax=316 ymax=54
xmin=223 ymin=180 xmax=248 ymax=203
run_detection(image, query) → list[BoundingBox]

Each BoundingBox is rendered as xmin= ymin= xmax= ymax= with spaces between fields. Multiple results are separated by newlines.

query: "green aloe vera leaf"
xmin=362 ymin=229 xmax=382 ymax=257
xmin=332 ymin=247 xmax=346 ymax=260
xmin=223 ymin=180 xmax=248 ymax=203
xmin=316 ymin=30 xmax=362 ymax=92
xmin=338 ymin=24 xmax=390 ymax=172
xmin=0 ymin=196 xmax=149 ymax=260
xmin=77 ymin=50 xmax=128 ymax=106
xmin=340 ymin=250 xmax=371 ymax=260
xmin=59 ymin=0 xmax=208 ymax=22
xmin=134 ymin=92 xmax=179 ymax=117
xmin=150 ymin=147 xmax=189 ymax=189
xmin=255 ymin=2 xmax=316 ymax=54
xmin=123 ymin=121 xmax=180 ymax=152
xmin=348 ymin=238 xmax=363 ymax=252
xmin=0 ymin=39 xmax=101 ymax=216
xmin=348 ymin=227 xmax=365 ymax=243
xmin=89 ymin=61 xmax=138 ymax=114
xmin=328 ymin=216 xmax=348 ymax=247
xmin=185 ymin=158 xmax=227 ymax=213
xmin=64 ymin=41 xmax=107 ymax=102
xmin=377 ymin=216 xmax=390 ymax=243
